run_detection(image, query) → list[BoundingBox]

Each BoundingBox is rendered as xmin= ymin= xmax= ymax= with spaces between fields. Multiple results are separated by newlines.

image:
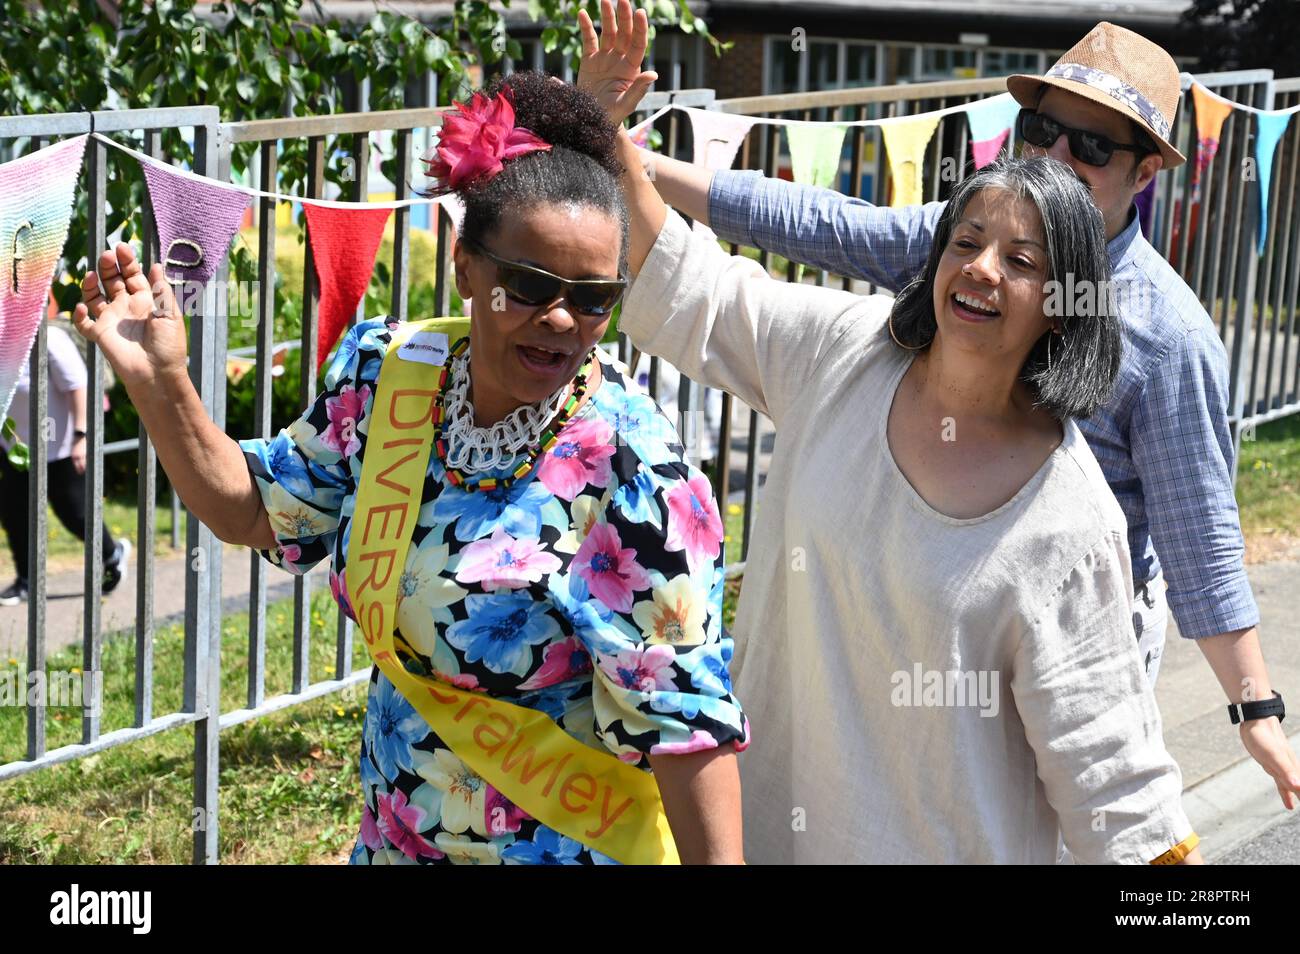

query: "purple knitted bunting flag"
xmin=142 ymin=161 xmax=250 ymax=286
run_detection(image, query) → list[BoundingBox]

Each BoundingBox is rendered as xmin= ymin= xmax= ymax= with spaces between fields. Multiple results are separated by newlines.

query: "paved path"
xmin=0 ymin=544 xmax=327 ymax=659
xmin=1158 ymin=559 xmax=1300 ymax=862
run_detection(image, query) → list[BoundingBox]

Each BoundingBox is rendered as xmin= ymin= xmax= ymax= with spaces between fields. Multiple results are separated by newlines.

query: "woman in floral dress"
xmin=71 ymin=72 xmax=747 ymax=865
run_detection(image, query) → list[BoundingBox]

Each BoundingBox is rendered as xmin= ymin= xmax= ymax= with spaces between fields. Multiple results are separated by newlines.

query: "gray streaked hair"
xmin=888 ymin=155 xmax=1123 ymax=420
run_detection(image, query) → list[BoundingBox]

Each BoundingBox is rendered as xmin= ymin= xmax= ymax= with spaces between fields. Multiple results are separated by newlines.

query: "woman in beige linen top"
xmin=585 ymin=16 xmax=1200 ymax=859
xmin=618 ymin=148 xmax=1199 ymax=865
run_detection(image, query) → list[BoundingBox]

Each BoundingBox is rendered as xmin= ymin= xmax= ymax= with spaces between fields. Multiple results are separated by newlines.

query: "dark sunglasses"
xmin=1017 ymin=109 xmax=1151 ymax=168
xmin=463 ymin=240 xmax=626 ymax=317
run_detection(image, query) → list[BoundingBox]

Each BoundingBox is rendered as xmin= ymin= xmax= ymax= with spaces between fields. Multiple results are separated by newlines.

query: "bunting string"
xmin=89 ymin=132 xmax=456 ymax=211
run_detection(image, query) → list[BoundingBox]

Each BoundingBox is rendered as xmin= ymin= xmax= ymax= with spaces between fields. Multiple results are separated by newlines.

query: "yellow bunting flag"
xmin=882 ymin=116 xmax=941 ymax=207
xmin=785 ymin=122 xmax=848 ymax=191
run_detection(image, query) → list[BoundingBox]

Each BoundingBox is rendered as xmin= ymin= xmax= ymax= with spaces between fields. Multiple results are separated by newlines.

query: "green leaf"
xmin=137 ymin=59 xmax=164 ymax=90
xmin=265 ymin=56 xmax=282 ymax=85
xmin=541 ymin=27 xmax=560 ymax=52
xmin=400 ymin=19 xmax=424 ymax=48
xmin=423 ymin=35 xmax=449 ymax=62
xmin=6 ymin=437 xmax=30 ymax=473
xmin=235 ymin=75 xmax=257 ymax=100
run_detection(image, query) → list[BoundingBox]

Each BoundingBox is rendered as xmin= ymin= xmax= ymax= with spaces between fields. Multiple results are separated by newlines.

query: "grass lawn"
xmin=1235 ymin=414 xmax=1300 ymax=560
xmin=0 ymin=585 xmax=368 ymax=864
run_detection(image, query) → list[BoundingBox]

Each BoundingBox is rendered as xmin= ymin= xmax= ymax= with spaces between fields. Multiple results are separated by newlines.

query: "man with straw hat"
xmin=580 ymin=8 xmax=1300 ymax=812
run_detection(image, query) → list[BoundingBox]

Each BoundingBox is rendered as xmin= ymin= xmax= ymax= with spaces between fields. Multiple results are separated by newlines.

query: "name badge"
xmin=397 ymin=331 xmax=451 ymax=366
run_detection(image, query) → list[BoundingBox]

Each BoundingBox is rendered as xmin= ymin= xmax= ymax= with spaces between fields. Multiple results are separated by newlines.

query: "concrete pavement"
xmin=1159 ymin=558 xmax=1300 ymax=862
xmin=0 ymin=543 xmax=327 ymax=660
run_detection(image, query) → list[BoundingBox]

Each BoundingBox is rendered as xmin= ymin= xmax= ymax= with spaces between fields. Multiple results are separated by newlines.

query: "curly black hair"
xmin=424 ymin=70 xmax=629 ymax=276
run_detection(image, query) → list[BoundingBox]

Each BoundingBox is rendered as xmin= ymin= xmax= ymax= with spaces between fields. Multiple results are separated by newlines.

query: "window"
xmin=766 ymin=36 xmax=802 ymax=94
xmin=810 ymin=41 xmax=841 ymax=90
xmin=982 ymin=49 xmax=1041 ymax=78
xmin=765 ymin=37 xmax=881 ymax=95
xmin=846 ymin=44 xmax=877 ymax=88
xmin=919 ymin=46 xmax=977 ymax=81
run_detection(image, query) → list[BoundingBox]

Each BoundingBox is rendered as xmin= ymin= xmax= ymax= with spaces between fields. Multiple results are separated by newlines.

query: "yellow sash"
xmin=347 ymin=317 xmax=680 ymax=865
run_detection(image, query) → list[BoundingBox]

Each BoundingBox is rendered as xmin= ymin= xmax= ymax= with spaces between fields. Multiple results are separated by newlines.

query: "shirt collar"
xmin=1108 ymin=205 xmax=1143 ymax=270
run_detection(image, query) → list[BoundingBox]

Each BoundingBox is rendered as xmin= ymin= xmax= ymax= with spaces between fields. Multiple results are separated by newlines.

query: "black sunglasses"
xmin=1017 ymin=109 xmax=1151 ymax=168
xmin=463 ymin=240 xmax=626 ymax=317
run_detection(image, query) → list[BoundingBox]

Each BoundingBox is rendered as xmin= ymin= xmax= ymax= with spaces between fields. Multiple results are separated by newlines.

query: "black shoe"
xmin=103 ymin=539 xmax=132 ymax=595
xmin=0 ymin=579 xmax=28 ymax=606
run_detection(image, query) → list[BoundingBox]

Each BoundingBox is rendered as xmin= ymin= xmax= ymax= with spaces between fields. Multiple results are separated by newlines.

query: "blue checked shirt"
xmin=708 ymin=169 xmax=1259 ymax=639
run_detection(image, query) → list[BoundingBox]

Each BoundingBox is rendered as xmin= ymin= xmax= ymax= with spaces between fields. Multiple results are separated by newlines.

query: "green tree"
xmin=0 ymin=0 xmax=724 ymax=312
xmin=0 ymin=0 xmax=722 ymax=481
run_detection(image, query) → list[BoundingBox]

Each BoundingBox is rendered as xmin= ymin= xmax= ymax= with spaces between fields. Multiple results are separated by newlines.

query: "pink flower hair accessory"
xmin=422 ymin=86 xmax=551 ymax=193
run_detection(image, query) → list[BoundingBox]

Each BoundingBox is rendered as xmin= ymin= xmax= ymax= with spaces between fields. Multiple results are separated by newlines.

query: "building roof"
xmin=706 ymin=0 xmax=1191 ymax=24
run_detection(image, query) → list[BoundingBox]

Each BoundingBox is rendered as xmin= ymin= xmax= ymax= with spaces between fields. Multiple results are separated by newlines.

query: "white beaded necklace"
xmin=440 ymin=345 xmax=574 ymax=475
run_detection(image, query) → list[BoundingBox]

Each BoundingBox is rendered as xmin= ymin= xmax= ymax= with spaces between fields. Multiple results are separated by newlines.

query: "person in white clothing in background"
xmin=0 ymin=319 xmax=130 ymax=605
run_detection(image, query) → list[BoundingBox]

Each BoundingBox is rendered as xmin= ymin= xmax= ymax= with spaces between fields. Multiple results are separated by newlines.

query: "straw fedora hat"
xmin=1006 ymin=22 xmax=1186 ymax=169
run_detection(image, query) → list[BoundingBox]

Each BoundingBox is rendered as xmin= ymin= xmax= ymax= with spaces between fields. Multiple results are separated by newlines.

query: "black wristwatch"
xmin=1228 ymin=690 xmax=1285 ymax=725
xmin=73 ymin=429 xmax=87 ymax=440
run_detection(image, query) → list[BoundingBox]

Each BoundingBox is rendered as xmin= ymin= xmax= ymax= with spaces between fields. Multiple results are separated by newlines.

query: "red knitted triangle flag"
xmin=303 ymin=203 xmax=392 ymax=372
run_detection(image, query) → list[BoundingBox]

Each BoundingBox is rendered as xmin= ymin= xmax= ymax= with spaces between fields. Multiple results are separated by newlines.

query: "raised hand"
xmin=577 ymin=0 xmax=657 ymax=124
xmin=71 ymin=243 xmax=190 ymax=393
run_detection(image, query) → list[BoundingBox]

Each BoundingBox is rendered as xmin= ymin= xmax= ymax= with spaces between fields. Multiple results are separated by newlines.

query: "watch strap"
xmin=1228 ymin=690 xmax=1285 ymax=725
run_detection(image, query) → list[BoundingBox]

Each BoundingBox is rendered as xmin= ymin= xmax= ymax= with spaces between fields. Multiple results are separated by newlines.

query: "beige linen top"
xmin=620 ymin=209 xmax=1193 ymax=864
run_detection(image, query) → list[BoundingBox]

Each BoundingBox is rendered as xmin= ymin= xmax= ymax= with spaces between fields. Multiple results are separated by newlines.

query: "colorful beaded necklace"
xmin=432 ymin=335 xmax=597 ymax=493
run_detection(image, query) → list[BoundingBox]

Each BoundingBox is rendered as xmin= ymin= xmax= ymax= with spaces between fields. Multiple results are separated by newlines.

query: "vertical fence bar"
xmin=1267 ymin=118 xmax=1298 ymax=409
xmin=1220 ymin=109 xmax=1249 ymax=349
xmin=294 ymin=135 xmax=325 ymax=694
xmin=1228 ymin=119 xmax=1262 ymax=474
xmin=24 ymin=133 xmax=51 ymax=762
xmin=135 ymin=128 xmax=162 ymax=727
xmin=677 ymin=375 xmax=697 ymax=467
xmin=189 ymin=119 xmax=222 ymax=865
xmin=845 ymin=107 xmax=865 ymax=291
xmin=716 ymin=390 xmax=733 ymax=503
xmin=171 ymin=488 xmax=181 ymax=549
xmin=1245 ymin=78 xmax=1277 ymax=420
xmin=434 ymin=200 xmax=451 ymax=316
xmin=1205 ymin=110 xmax=1240 ymax=332
xmin=741 ymin=409 xmax=759 ymax=562
xmin=1160 ymin=89 xmax=1187 ymax=265
xmin=25 ymin=320 xmax=46 ymax=759
xmin=1281 ymin=117 xmax=1300 ymax=403
xmin=248 ymin=140 xmax=277 ymax=710
xmin=82 ymin=133 xmax=107 ymax=746
xmin=391 ymin=128 xmax=413 ymax=322
xmin=209 ymin=125 xmax=230 ymax=696
xmin=1176 ymin=96 xmax=1197 ymax=275
xmin=1254 ymin=139 xmax=1283 ymax=416
xmin=335 ymin=113 xmax=370 ymax=678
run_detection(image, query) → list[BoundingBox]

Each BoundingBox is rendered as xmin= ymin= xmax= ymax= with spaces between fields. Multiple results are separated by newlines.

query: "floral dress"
xmin=239 ymin=318 xmax=749 ymax=865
